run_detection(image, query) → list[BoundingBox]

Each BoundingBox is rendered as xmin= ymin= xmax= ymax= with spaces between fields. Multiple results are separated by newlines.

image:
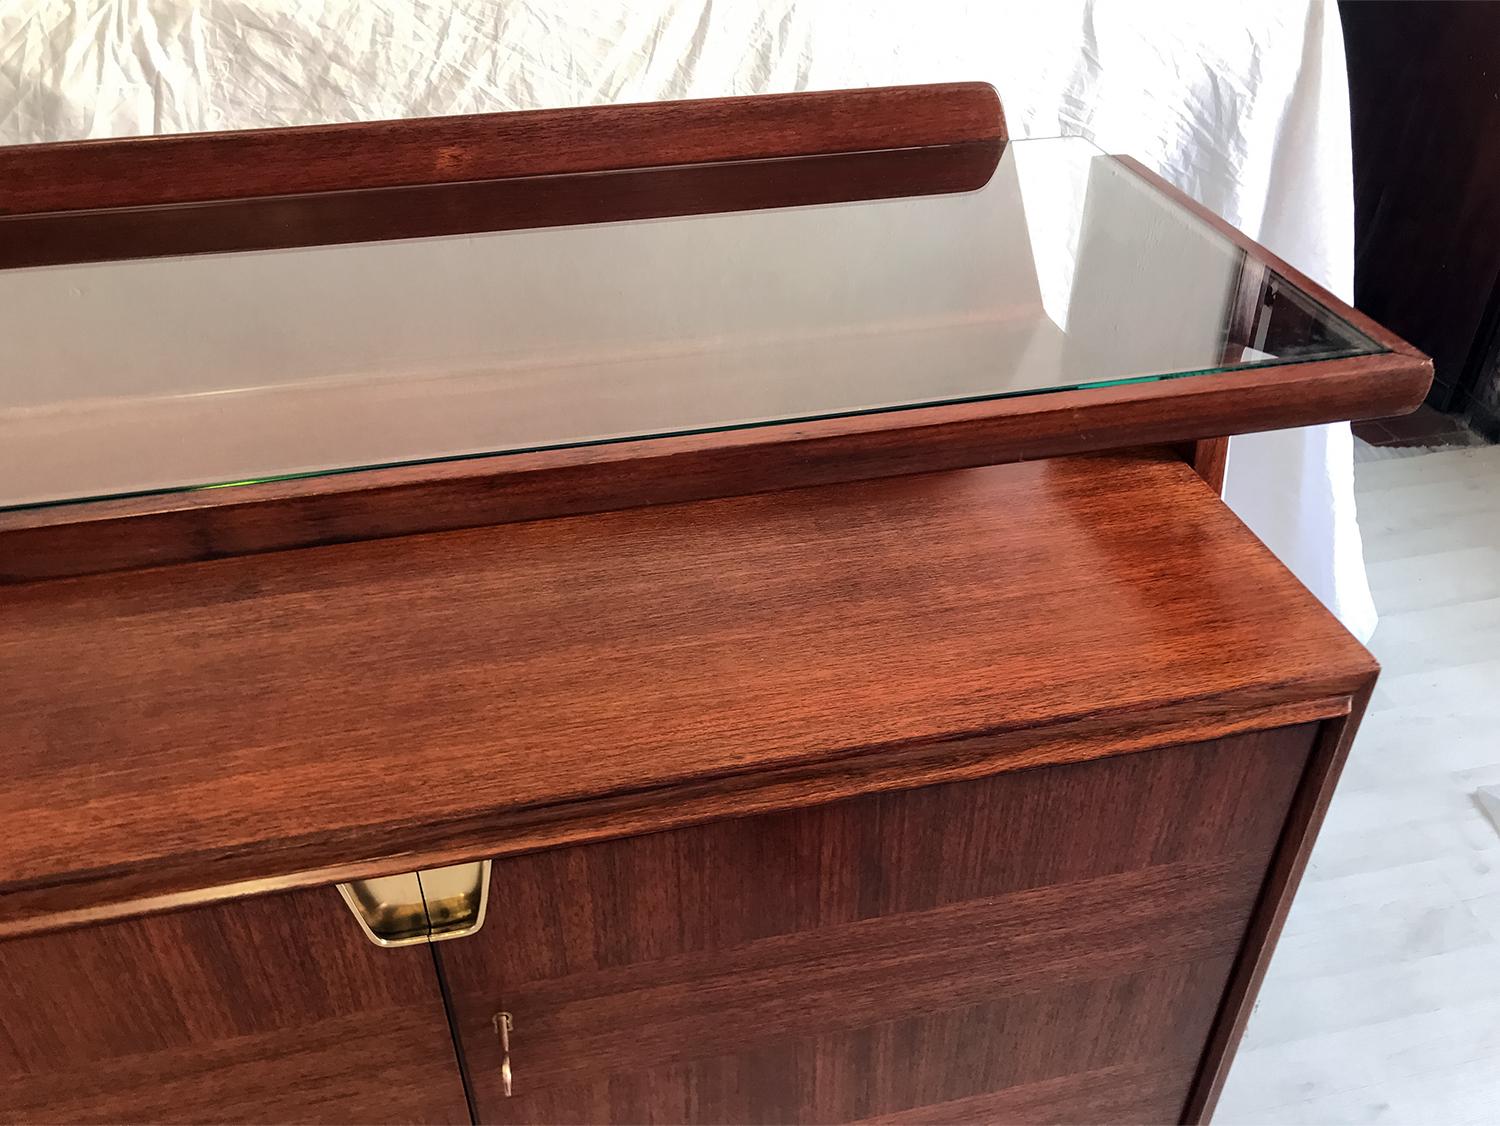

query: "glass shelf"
xmin=0 ymin=136 xmax=1380 ymax=510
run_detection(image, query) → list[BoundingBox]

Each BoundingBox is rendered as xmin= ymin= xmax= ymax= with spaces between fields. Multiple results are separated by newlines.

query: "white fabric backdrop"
xmin=0 ymin=0 xmax=1375 ymax=638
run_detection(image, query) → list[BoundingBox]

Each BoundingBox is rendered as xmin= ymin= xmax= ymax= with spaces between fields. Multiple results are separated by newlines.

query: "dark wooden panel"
xmin=0 ymin=141 xmax=1002 ymax=269
xmin=857 ymin=1056 xmax=1203 ymax=1124
xmin=435 ymin=726 xmax=1315 ymax=1124
xmin=0 ymin=83 xmax=1004 ymax=215
xmin=0 ymin=885 xmax=468 ymax=1124
xmin=0 ymin=453 xmax=1374 ymax=939
xmin=495 ymin=966 xmax=1228 ymax=1126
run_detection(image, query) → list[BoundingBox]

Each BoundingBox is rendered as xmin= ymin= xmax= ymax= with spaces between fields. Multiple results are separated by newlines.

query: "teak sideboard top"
xmin=0 ymin=83 xmax=1427 ymax=582
xmin=1 ymin=450 xmax=1375 ymax=941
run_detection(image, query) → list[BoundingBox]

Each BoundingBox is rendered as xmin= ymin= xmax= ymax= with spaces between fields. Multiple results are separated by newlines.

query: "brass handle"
xmin=494 ymin=1011 xmax=515 ymax=1097
xmin=336 ymin=860 xmax=491 ymax=947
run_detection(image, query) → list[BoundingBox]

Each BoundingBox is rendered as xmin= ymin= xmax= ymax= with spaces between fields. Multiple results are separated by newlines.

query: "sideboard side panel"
xmin=1183 ymin=682 xmax=1375 ymax=1122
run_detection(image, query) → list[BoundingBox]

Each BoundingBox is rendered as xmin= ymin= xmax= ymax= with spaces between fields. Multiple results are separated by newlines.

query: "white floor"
xmin=1216 ymin=442 xmax=1500 ymax=1125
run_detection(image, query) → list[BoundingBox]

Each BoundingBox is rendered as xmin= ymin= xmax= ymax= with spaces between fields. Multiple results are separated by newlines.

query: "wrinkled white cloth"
xmin=0 ymin=0 xmax=1375 ymax=638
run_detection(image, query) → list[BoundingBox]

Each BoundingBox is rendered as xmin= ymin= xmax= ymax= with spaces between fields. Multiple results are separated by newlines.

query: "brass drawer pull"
xmin=494 ymin=1011 xmax=515 ymax=1097
xmin=336 ymin=860 xmax=491 ymax=947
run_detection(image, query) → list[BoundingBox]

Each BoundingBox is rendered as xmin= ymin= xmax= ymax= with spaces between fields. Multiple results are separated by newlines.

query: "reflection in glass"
xmin=0 ymin=137 xmax=1379 ymax=509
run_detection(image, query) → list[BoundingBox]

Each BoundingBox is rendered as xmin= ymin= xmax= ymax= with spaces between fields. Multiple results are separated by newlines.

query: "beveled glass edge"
xmin=0 ymin=341 xmax=1387 ymax=513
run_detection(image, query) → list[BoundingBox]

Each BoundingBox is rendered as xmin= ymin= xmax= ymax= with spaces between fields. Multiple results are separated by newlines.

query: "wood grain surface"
xmin=435 ymin=726 xmax=1315 ymax=1123
xmin=0 ymin=452 xmax=1375 ymax=940
xmin=0 ymin=884 xmax=468 ymax=1123
xmin=855 ymin=1057 xmax=1204 ymax=1125
xmin=0 ymin=83 xmax=1004 ymax=215
xmin=1190 ymin=437 xmax=1230 ymax=492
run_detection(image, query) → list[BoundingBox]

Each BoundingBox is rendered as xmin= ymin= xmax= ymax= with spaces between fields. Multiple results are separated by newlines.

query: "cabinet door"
xmin=435 ymin=726 xmax=1315 ymax=1124
xmin=0 ymin=884 xmax=469 ymax=1124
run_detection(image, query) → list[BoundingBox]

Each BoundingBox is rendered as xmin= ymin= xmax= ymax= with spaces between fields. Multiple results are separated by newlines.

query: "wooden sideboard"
xmin=0 ymin=451 xmax=1378 ymax=1123
xmin=0 ymin=85 xmax=1427 ymax=1124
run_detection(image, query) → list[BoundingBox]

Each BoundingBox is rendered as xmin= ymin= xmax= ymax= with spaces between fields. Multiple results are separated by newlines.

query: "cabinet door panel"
xmin=0 ymin=884 xmax=469 ymax=1124
xmin=437 ymin=726 xmax=1315 ymax=1124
